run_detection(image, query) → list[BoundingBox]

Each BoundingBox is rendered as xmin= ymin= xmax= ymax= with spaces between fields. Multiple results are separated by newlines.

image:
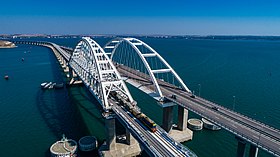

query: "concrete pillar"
xmin=72 ymin=69 xmax=77 ymax=77
xmin=62 ymin=59 xmax=66 ymax=68
xmin=236 ymin=136 xmax=246 ymax=157
xmin=177 ymin=105 xmax=188 ymax=131
xmin=249 ymin=144 xmax=259 ymax=157
xmin=69 ymin=68 xmax=73 ymax=79
xmin=105 ymin=117 xmax=116 ymax=150
xmin=125 ymin=128 xmax=136 ymax=145
xmin=60 ymin=56 xmax=63 ymax=65
xmin=162 ymin=105 xmax=174 ymax=132
xmin=64 ymin=66 xmax=69 ymax=73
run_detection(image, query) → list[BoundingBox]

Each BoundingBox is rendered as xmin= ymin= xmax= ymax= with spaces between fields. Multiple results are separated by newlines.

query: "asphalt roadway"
xmin=116 ymin=65 xmax=280 ymax=157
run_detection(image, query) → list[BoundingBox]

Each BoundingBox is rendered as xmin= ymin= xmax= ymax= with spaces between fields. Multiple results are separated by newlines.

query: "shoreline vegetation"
xmin=0 ymin=40 xmax=16 ymax=48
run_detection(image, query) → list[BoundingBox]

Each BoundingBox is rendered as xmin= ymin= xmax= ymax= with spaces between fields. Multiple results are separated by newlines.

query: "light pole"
xmin=233 ymin=96 xmax=236 ymax=111
xmin=198 ymin=84 xmax=201 ymax=97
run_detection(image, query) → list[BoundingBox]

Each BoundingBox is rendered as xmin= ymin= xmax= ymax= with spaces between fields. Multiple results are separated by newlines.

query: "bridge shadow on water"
xmin=36 ymin=48 xmax=104 ymax=157
xmin=69 ymin=86 xmax=105 ymax=123
xmin=36 ymin=87 xmax=103 ymax=157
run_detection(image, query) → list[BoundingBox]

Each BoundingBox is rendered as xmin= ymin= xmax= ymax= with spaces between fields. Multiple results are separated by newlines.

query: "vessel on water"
xmin=41 ymin=82 xmax=52 ymax=89
xmin=41 ymin=82 xmax=64 ymax=89
xmin=4 ymin=75 xmax=9 ymax=80
xmin=41 ymin=82 xmax=48 ymax=88
xmin=202 ymin=118 xmax=221 ymax=130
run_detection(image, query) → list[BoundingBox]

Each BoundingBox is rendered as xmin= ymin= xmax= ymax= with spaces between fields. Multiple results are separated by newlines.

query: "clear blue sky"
xmin=1 ymin=0 xmax=280 ymax=35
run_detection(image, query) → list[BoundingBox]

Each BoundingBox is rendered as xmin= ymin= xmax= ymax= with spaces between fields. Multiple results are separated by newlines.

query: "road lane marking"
xmin=231 ymin=124 xmax=237 ymax=128
xmin=253 ymin=135 xmax=258 ymax=139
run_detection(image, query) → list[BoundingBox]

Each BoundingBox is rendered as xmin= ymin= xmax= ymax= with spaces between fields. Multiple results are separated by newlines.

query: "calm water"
xmin=0 ymin=37 xmax=279 ymax=157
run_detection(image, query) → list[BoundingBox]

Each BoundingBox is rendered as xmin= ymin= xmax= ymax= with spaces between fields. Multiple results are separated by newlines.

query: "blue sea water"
xmin=0 ymin=37 xmax=279 ymax=157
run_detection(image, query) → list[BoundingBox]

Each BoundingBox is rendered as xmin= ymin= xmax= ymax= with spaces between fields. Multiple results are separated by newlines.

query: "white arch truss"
xmin=69 ymin=37 xmax=134 ymax=110
xmin=104 ymin=37 xmax=191 ymax=98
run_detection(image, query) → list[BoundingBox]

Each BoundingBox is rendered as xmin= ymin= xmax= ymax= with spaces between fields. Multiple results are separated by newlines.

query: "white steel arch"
xmin=69 ymin=37 xmax=134 ymax=111
xmin=105 ymin=37 xmax=191 ymax=98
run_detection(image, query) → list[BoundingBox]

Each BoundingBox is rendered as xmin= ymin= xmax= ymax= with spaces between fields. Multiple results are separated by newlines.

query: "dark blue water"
xmin=0 ymin=37 xmax=279 ymax=157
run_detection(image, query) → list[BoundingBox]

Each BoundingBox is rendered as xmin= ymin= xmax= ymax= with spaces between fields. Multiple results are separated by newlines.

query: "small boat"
xmin=4 ymin=75 xmax=9 ymax=80
xmin=41 ymin=82 xmax=64 ymax=90
xmin=41 ymin=82 xmax=48 ymax=88
xmin=22 ymin=58 xmax=24 ymax=61
xmin=42 ymin=82 xmax=52 ymax=89
xmin=54 ymin=83 xmax=64 ymax=89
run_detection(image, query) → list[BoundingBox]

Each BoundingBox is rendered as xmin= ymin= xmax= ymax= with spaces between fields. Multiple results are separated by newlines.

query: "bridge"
xmin=103 ymin=37 xmax=280 ymax=157
xmin=14 ymin=37 xmax=280 ymax=157
xmin=14 ymin=39 xmax=196 ymax=157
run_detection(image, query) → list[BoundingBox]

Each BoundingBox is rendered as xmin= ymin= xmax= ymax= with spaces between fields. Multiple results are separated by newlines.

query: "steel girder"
xmin=104 ymin=37 xmax=191 ymax=98
xmin=69 ymin=37 xmax=134 ymax=111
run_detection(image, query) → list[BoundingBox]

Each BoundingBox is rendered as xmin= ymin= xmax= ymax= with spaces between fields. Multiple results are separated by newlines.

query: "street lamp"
xmin=233 ymin=96 xmax=236 ymax=111
xmin=198 ymin=84 xmax=201 ymax=97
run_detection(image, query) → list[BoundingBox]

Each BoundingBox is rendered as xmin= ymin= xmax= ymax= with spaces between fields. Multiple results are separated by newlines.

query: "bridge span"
xmin=117 ymin=64 xmax=280 ymax=157
xmin=103 ymin=37 xmax=280 ymax=157
xmin=13 ymin=39 xmax=196 ymax=157
xmin=14 ymin=37 xmax=280 ymax=157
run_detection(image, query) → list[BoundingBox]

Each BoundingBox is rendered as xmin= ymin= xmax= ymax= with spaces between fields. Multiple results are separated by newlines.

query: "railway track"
xmin=111 ymin=101 xmax=187 ymax=157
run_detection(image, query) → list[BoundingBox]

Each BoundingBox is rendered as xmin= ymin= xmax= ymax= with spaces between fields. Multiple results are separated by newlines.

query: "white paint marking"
xmin=253 ymin=135 xmax=258 ymax=139
xmin=231 ymin=124 xmax=237 ymax=128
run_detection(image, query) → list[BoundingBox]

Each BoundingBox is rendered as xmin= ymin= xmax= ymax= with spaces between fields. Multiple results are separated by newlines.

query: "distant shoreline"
xmin=2 ymin=35 xmax=280 ymax=41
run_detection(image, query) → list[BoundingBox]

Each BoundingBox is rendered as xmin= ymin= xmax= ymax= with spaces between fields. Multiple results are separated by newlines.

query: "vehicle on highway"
xmin=170 ymin=94 xmax=177 ymax=99
xmin=211 ymin=106 xmax=219 ymax=111
xmin=190 ymin=91 xmax=196 ymax=98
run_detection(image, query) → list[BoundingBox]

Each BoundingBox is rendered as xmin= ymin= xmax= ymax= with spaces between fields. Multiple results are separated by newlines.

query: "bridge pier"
xmin=99 ymin=116 xmax=141 ymax=157
xmin=161 ymin=102 xmax=193 ymax=143
xmin=177 ymin=105 xmax=188 ymax=131
xmin=125 ymin=128 xmax=136 ymax=145
xmin=67 ymin=67 xmax=83 ymax=85
xmin=106 ymin=116 xmax=116 ymax=150
xmin=235 ymin=136 xmax=259 ymax=157
xmin=169 ymin=105 xmax=193 ymax=142
xmin=236 ymin=136 xmax=246 ymax=157
xmin=162 ymin=105 xmax=174 ymax=132
xmin=249 ymin=144 xmax=258 ymax=157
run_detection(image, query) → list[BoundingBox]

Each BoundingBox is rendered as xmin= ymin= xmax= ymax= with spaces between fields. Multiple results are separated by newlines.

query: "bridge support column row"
xmin=162 ymin=105 xmax=189 ymax=132
xmin=99 ymin=116 xmax=141 ymax=157
xmin=161 ymin=103 xmax=193 ymax=143
xmin=49 ymin=46 xmax=69 ymax=73
xmin=235 ymin=136 xmax=259 ymax=157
